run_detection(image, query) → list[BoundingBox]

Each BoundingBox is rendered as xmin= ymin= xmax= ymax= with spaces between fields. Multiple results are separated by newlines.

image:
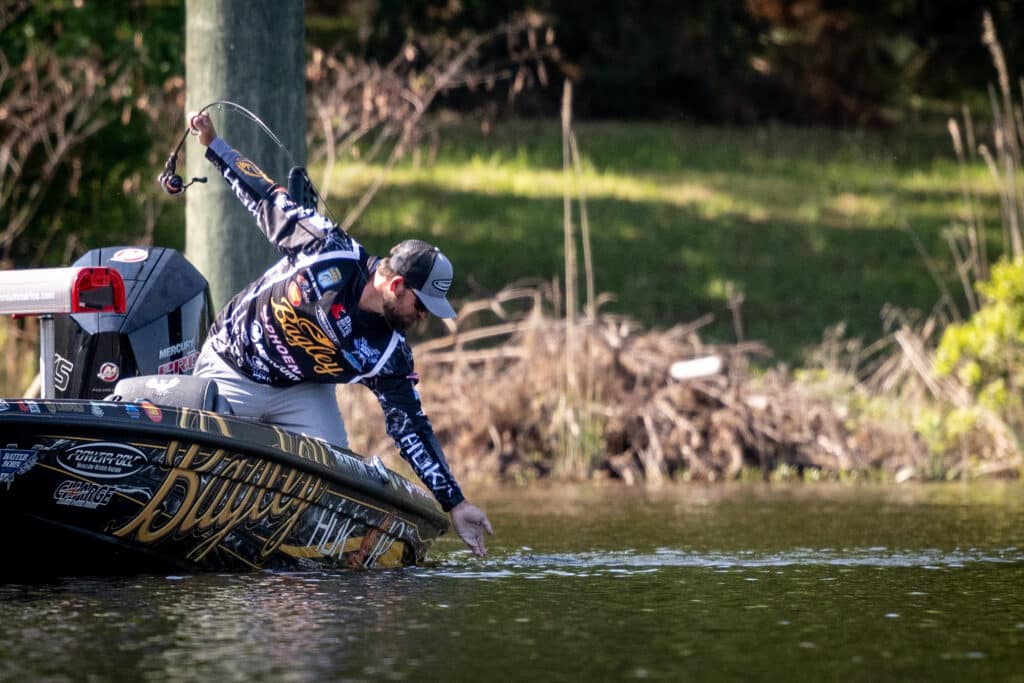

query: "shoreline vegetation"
xmin=348 ymin=13 xmax=1024 ymax=486
xmin=342 ymin=284 xmax=1021 ymax=488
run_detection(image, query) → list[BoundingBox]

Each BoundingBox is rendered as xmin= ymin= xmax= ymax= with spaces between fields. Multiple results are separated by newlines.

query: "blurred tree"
xmin=0 ymin=0 xmax=185 ymax=268
xmin=306 ymin=0 xmax=1024 ymax=124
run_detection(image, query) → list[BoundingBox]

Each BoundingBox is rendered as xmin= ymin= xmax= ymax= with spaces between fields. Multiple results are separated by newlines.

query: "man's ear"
xmin=388 ymin=275 xmax=405 ymax=294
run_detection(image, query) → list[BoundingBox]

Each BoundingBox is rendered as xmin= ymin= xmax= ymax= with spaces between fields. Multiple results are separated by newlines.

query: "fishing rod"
xmin=158 ymin=100 xmax=332 ymax=220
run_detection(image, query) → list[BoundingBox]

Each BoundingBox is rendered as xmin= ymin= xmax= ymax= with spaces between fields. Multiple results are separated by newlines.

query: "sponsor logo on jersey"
xmin=287 ymin=280 xmax=304 ymax=306
xmin=314 ymin=306 xmax=341 ymax=346
xmin=236 ymin=158 xmax=273 ymax=183
xmin=343 ymin=350 xmax=363 ymax=371
xmin=270 ymin=297 xmax=342 ymax=376
xmin=296 ymin=272 xmax=314 ymax=299
xmin=352 ymin=337 xmax=382 ymax=366
xmin=330 ymin=303 xmax=352 ymax=337
xmin=259 ymin=307 xmax=305 ymax=381
xmin=316 ymin=266 xmax=342 ymax=289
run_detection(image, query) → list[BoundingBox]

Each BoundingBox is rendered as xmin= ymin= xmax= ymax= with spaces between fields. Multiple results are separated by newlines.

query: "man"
xmin=188 ymin=111 xmax=492 ymax=556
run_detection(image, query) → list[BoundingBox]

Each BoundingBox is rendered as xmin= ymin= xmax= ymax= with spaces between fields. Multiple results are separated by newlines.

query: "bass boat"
xmin=0 ymin=246 xmax=450 ymax=576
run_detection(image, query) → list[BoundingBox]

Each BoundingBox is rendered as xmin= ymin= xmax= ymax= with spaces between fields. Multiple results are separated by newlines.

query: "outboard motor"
xmin=52 ymin=246 xmax=212 ymax=400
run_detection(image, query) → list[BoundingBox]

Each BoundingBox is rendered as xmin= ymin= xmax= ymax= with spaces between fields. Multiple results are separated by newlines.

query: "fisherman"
xmin=187 ymin=111 xmax=492 ymax=556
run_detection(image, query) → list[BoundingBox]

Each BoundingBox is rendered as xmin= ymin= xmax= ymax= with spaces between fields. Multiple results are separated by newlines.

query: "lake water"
xmin=1 ymin=482 xmax=1022 ymax=681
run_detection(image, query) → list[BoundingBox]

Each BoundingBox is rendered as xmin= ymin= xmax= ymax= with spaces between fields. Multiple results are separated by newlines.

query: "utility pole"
xmin=184 ymin=0 xmax=305 ymax=310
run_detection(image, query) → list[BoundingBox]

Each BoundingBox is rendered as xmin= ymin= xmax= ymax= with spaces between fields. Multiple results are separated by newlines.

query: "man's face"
xmin=382 ymin=278 xmax=428 ymax=331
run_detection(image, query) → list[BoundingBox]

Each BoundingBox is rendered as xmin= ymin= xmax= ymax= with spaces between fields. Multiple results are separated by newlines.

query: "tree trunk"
xmin=184 ymin=0 xmax=306 ymax=310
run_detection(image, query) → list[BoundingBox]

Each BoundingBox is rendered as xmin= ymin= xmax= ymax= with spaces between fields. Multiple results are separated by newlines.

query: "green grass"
xmin=315 ymin=120 xmax=999 ymax=363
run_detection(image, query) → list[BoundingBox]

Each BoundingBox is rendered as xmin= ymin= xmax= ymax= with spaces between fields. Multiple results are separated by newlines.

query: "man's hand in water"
xmin=450 ymin=501 xmax=493 ymax=557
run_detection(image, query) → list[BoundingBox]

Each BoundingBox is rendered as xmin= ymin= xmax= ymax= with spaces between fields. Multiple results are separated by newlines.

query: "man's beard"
xmin=382 ymin=294 xmax=416 ymax=332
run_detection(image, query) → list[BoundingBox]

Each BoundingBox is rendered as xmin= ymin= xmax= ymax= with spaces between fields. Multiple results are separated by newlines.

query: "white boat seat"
xmin=105 ymin=375 xmax=234 ymax=415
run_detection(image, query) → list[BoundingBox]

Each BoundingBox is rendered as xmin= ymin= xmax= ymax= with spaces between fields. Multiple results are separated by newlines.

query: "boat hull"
xmin=0 ymin=398 xmax=450 ymax=576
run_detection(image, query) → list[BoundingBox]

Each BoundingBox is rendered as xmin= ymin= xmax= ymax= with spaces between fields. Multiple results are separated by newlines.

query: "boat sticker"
xmin=18 ymin=400 xmax=41 ymax=414
xmin=124 ymin=404 xmax=141 ymax=419
xmin=141 ymin=402 xmax=163 ymax=423
xmin=56 ymin=442 xmax=148 ymax=479
xmin=0 ymin=399 xmax=8 ymax=411
xmin=97 ymin=362 xmax=120 ymax=383
xmin=111 ymin=441 xmax=329 ymax=562
xmin=110 ymin=248 xmax=149 ymax=263
xmin=90 ymin=402 xmax=105 ymax=417
xmin=0 ymin=447 xmax=37 ymax=488
xmin=307 ymin=507 xmax=358 ymax=560
xmin=53 ymin=480 xmax=116 ymax=509
xmin=49 ymin=402 xmax=85 ymax=413
xmin=53 ymin=353 xmax=73 ymax=392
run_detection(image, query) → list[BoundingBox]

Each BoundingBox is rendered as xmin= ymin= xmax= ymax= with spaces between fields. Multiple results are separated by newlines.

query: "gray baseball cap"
xmin=389 ymin=239 xmax=457 ymax=318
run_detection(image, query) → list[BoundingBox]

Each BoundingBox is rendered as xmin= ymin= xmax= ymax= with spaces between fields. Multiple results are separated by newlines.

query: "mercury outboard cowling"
xmin=53 ymin=246 xmax=212 ymax=399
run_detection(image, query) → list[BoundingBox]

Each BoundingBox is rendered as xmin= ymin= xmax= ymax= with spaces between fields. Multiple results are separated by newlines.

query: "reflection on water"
xmin=0 ymin=482 xmax=1022 ymax=682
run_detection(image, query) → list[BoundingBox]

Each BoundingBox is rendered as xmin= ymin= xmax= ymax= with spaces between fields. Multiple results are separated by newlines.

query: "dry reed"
xmin=339 ymin=286 xmax=932 ymax=485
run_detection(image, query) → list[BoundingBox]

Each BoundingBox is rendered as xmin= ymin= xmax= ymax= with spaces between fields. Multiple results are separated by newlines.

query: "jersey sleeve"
xmin=205 ymin=137 xmax=347 ymax=258
xmin=361 ymin=373 xmax=466 ymax=512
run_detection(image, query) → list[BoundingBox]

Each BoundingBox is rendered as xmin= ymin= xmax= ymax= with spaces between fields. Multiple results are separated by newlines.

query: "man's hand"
xmin=188 ymin=111 xmax=217 ymax=146
xmin=450 ymin=501 xmax=493 ymax=557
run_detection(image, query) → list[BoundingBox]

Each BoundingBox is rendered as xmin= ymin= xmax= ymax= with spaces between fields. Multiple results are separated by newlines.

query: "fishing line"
xmin=160 ymin=100 xmax=339 ymax=224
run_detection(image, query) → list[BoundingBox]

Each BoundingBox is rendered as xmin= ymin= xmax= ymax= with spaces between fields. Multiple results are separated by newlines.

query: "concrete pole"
xmin=185 ymin=0 xmax=306 ymax=310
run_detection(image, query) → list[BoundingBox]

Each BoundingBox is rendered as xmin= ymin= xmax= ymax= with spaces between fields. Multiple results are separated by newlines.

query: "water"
xmin=1 ymin=482 xmax=1022 ymax=681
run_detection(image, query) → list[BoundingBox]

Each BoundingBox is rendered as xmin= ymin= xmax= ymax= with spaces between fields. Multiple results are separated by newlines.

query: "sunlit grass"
xmin=311 ymin=120 xmax=1006 ymax=362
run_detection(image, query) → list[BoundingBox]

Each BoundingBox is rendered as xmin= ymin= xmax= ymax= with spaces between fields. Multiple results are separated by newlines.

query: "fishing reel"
xmin=158 ymin=127 xmax=207 ymax=196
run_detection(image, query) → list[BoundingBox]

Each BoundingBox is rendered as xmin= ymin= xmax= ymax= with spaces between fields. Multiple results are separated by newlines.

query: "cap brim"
xmin=413 ymin=289 xmax=456 ymax=318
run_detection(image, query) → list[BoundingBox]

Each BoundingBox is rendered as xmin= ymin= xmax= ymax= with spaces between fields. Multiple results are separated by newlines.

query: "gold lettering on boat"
xmin=112 ymin=440 xmax=328 ymax=561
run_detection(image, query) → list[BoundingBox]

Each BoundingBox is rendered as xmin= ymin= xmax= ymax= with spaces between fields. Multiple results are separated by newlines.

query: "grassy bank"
xmin=317 ymin=120 xmax=997 ymax=363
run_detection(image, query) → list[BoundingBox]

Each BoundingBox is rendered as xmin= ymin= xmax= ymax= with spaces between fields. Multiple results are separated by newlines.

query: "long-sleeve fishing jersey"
xmin=202 ymin=137 xmax=464 ymax=511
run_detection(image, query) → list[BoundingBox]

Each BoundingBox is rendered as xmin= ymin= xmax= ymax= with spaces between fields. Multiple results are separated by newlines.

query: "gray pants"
xmin=193 ymin=343 xmax=348 ymax=447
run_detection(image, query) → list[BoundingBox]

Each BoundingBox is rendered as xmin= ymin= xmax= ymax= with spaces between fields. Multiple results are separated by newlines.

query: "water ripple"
xmin=430 ymin=546 xmax=1024 ymax=577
